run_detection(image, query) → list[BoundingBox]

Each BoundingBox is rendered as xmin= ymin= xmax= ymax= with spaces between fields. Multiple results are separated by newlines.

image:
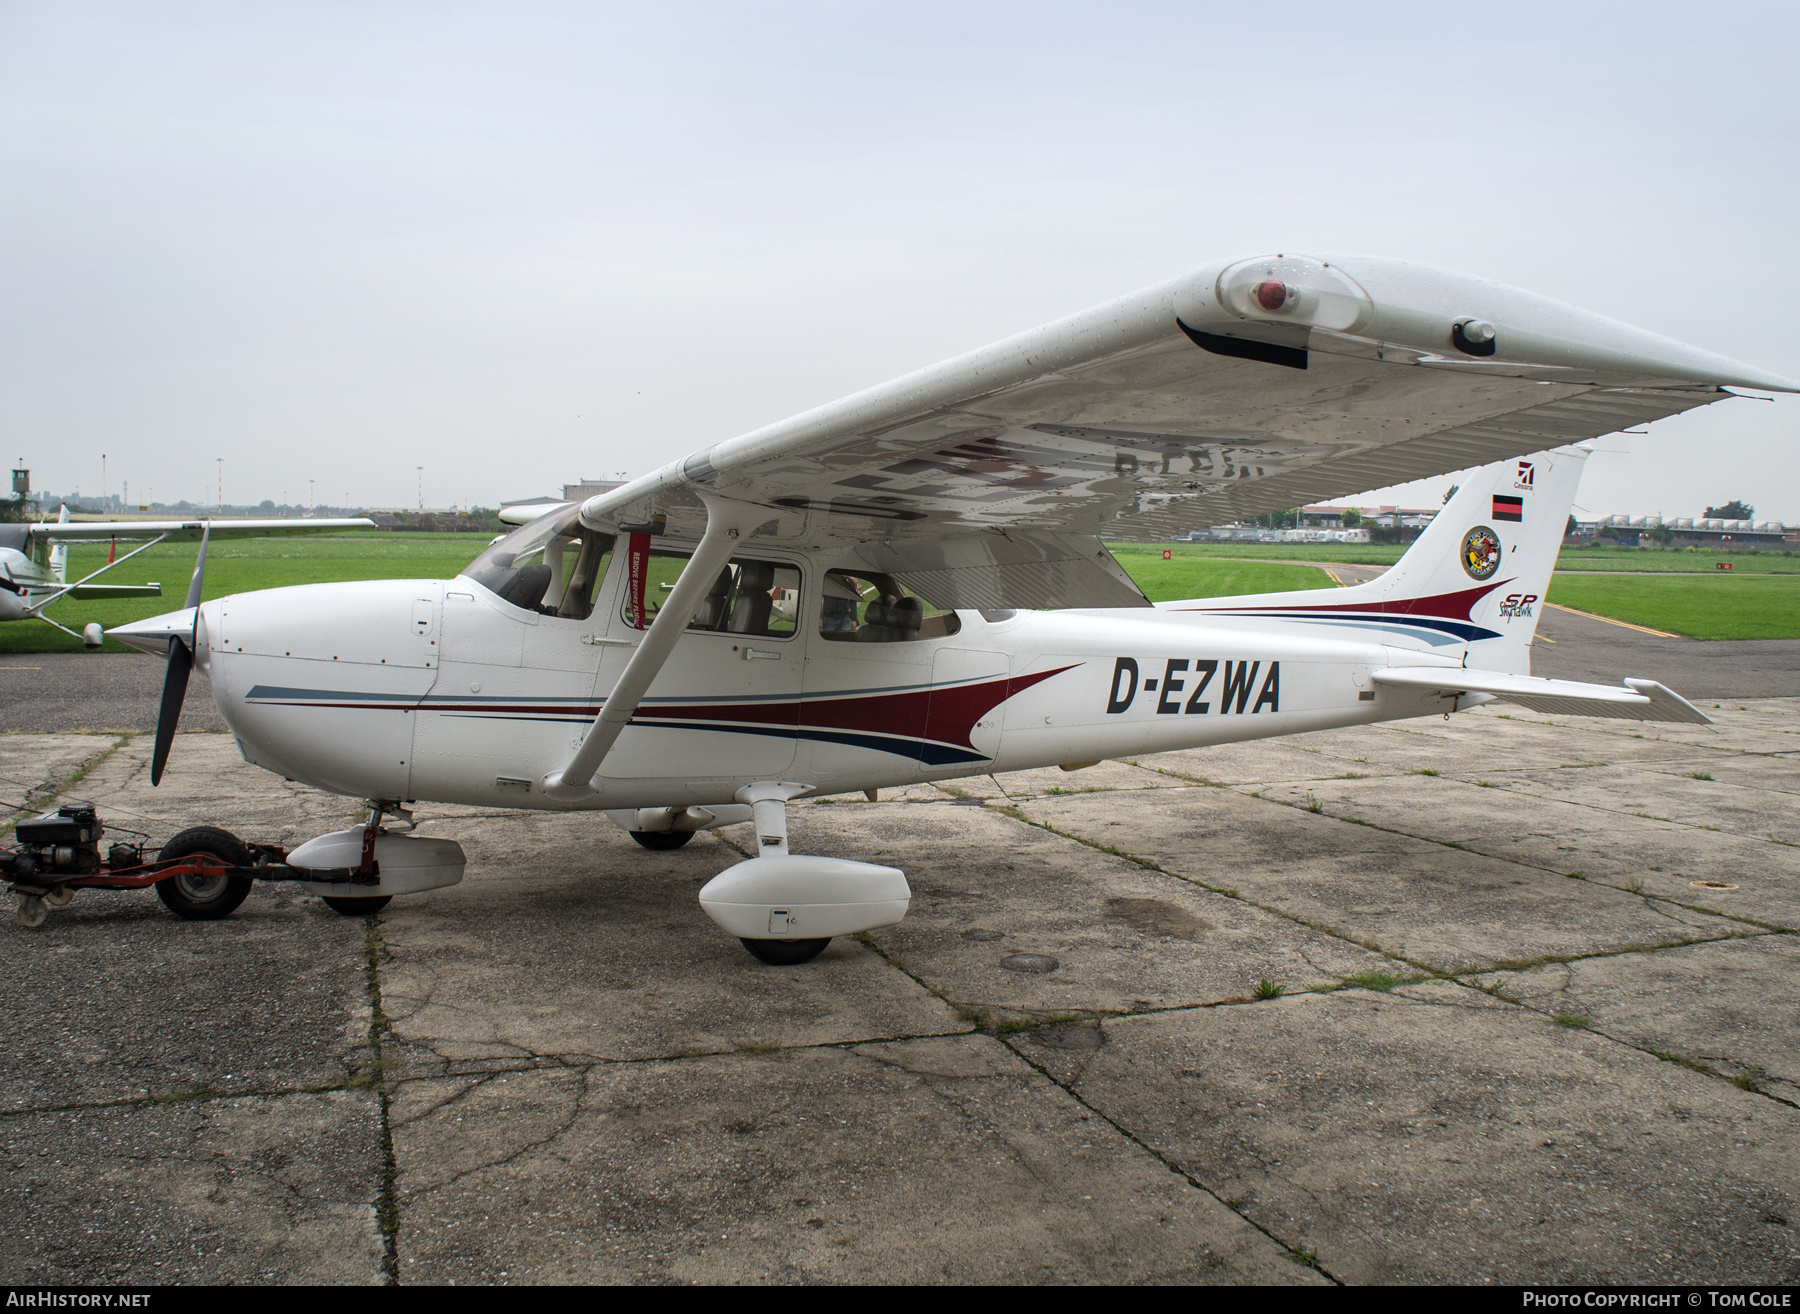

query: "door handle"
xmin=742 ymin=648 xmax=780 ymax=661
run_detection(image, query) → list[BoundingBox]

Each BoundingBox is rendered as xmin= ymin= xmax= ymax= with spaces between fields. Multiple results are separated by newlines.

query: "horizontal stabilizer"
xmin=1372 ymin=667 xmax=1711 ymax=724
xmin=68 ymin=583 xmax=162 ymax=600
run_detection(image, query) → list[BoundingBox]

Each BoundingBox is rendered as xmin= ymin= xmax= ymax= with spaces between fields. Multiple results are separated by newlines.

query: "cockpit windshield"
xmin=464 ymin=506 xmax=615 ymax=620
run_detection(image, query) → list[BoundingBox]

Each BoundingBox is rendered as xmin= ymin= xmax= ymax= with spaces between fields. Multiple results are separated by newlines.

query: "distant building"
xmin=1302 ymin=505 xmax=1437 ymax=529
xmin=562 ymin=479 xmax=627 ymax=502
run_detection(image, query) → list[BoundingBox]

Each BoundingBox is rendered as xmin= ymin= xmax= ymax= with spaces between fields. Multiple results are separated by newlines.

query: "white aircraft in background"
xmin=103 ymin=252 xmax=1794 ymax=962
xmin=0 ymin=507 xmax=373 ymax=646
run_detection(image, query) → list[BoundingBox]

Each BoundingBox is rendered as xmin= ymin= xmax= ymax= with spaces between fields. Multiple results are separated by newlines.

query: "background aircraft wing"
xmin=498 ymin=502 xmax=569 ymax=526
xmin=67 ymin=583 xmax=163 ymax=599
xmin=574 ymin=252 xmax=1797 ymax=610
xmin=31 ymin=517 xmax=375 ymax=542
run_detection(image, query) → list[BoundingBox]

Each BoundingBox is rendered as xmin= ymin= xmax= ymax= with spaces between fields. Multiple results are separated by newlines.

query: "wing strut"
xmin=539 ymin=497 xmax=753 ymax=802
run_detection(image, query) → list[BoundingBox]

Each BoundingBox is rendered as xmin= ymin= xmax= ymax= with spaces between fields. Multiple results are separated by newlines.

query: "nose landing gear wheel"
xmin=321 ymin=895 xmax=392 ymax=916
xmin=154 ymin=826 xmax=256 ymax=921
xmin=630 ymin=830 xmax=693 ymax=851
xmin=740 ymin=937 xmax=831 ymax=965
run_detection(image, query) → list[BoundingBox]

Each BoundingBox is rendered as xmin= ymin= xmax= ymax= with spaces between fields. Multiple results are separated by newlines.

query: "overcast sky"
xmin=3 ymin=2 xmax=1796 ymax=519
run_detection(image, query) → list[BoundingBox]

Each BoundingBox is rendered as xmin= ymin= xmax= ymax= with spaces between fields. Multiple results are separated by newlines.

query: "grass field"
xmin=1551 ymin=544 xmax=1800 ymax=573
xmin=1108 ymin=554 xmax=1330 ymax=602
xmin=1108 ymin=540 xmax=1409 ymax=568
xmin=1546 ymin=574 xmax=1800 ymax=641
xmin=13 ymin=534 xmax=1334 ymax=653
xmin=7 ymin=534 xmax=487 ymax=653
xmin=10 ymin=531 xmax=1796 ymax=653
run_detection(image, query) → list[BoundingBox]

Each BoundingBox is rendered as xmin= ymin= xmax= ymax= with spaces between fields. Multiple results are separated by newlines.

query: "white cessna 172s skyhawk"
xmin=110 ymin=252 xmax=1797 ymax=963
xmin=0 ymin=505 xmax=373 ymax=645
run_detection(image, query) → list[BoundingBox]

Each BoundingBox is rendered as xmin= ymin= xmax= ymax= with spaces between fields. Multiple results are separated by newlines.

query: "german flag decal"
xmin=1492 ymin=494 xmax=1523 ymax=522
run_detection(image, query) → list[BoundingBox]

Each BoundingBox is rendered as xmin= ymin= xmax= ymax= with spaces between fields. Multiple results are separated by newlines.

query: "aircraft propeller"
xmin=149 ymin=526 xmax=209 ymax=786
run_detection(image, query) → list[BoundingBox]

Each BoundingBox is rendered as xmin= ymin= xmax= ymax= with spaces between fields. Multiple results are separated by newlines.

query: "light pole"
xmin=309 ymin=479 xmax=315 ymax=512
xmin=417 ymin=466 xmax=424 ymax=512
xmin=217 ymin=458 xmax=224 ymax=513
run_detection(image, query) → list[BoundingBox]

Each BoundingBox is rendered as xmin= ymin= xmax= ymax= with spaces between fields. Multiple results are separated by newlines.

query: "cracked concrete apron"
xmin=2 ymin=702 xmax=1797 ymax=1284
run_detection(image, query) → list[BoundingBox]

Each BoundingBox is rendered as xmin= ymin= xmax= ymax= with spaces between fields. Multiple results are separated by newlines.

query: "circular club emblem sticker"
xmin=1461 ymin=525 xmax=1502 ymax=580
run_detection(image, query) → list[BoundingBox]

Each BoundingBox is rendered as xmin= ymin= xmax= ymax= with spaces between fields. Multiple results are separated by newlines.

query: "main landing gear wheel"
xmin=322 ymin=895 xmax=392 ymax=916
xmin=154 ymin=826 xmax=256 ymax=921
xmin=630 ymin=829 xmax=694 ymax=851
xmin=740 ymin=937 xmax=831 ymax=965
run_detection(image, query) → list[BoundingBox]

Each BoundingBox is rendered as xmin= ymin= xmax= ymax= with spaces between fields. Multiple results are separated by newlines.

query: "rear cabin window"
xmin=818 ymin=571 xmax=961 ymax=642
xmin=465 ymin=507 xmax=615 ymax=620
xmin=622 ymin=552 xmax=801 ymax=639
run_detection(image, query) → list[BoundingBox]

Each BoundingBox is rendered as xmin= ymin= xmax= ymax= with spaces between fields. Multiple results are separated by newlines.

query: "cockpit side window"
xmin=465 ymin=507 xmax=615 ymax=619
xmin=622 ymin=551 xmax=801 ymax=639
xmin=818 ymin=571 xmax=961 ymax=642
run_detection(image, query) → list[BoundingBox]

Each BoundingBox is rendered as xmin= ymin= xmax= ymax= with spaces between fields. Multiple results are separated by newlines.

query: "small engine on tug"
xmin=1 ymin=802 xmax=463 ymax=929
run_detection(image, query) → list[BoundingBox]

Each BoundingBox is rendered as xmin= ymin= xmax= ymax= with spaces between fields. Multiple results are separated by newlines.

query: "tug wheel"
xmin=43 ymin=886 xmax=74 ymax=907
xmin=630 ymin=830 xmax=694 ymax=851
xmin=15 ymin=896 xmax=47 ymax=928
xmin=740 ymin=937 xmax=831 ymax=965
xmin=154 ymin=827 xmax=255 ymax=921
xmin=321 ymin=895 xmax=392 ymax=916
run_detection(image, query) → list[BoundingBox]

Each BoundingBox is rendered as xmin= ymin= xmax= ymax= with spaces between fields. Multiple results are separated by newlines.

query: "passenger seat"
xmin=726 ymin=563 xmax=775 ymax=635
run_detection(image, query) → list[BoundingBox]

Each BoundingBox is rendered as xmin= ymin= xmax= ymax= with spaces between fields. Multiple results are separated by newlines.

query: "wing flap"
xmin=1372 ymin=667 xmax=1712 ymax=724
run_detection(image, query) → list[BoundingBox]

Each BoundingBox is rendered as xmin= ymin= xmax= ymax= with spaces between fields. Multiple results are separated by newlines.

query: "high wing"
xmin=569 ymin=252 xmax=1796 ymax=610
xmin=31 ymin=517 xmax=374 ymax=542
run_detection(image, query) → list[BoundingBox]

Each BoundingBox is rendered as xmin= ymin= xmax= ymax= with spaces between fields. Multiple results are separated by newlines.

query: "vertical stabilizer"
xmin=1349 ymin=447 xmax=1585 ymax=674
xmin=50 ymin=504 xmax=69 ymax=583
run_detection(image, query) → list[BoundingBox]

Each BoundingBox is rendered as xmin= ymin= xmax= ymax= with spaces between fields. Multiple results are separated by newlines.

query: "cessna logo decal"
xmin=1106 ymin=658 xmax=1278 ymax=715
xmin=1498 ymin=592 xmax=1537 ymax=620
